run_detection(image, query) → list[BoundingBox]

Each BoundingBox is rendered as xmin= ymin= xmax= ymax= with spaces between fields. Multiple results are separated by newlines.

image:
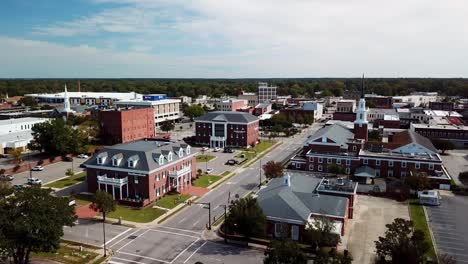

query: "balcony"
xmin=97 ymin=175 xmax=128 ymax=185
xmin=169 ymin=165 xmax=192 ymax=178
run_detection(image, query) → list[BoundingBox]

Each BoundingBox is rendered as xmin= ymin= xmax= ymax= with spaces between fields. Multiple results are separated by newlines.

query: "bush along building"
xmin=194 ymin=111 xmax=259 ymax=148
xmin=84 ymin=139 xmax=196 ymax=207
xmin=290 ymin=78 xmax=451 ymax=188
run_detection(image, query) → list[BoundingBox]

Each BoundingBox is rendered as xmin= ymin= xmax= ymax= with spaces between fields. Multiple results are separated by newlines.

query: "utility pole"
xmin=222 ymin=204 xmax=227 ymax=243
xmin=259 ymin=159 xmax=262 ymax=189
xmin=28 ymin=151 xmax=32 ymax=179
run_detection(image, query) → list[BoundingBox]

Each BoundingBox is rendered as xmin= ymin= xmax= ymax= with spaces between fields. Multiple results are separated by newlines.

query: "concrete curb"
xmin=43 ymin=170 xmax=85 ymax=190
xmin=206 ymin=172 xmax=235 ymax=189
xmin=423 ymin=205 xmax=440 ymax=263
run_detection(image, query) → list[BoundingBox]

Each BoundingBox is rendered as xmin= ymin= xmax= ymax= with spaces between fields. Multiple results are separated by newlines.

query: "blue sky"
xmin=1 ymin=0 xmax=467 ymax=78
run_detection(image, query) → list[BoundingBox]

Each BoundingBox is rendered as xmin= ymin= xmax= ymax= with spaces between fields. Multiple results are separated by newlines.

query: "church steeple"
xmin=63 ymin=84 xmax=71 ymax=113
xmin=354 ymin=74 xmax=368 ymax=141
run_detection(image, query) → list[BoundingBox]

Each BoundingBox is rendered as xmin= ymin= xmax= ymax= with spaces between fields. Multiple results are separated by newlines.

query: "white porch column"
xmin=105 ymin=184 xmax=108 ymax=192
xmin=119 ymin=186 xmax=122 ymax=200
xmin=126 ymin=184 xmax=129 ymax=198
xmin=112 ymin=185 xmax=115 ymax=199
xmin=98 ymin=183 xmax=100 ymax=190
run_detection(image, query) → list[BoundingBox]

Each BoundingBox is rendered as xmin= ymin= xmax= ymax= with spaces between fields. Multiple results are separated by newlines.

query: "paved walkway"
xmin=180 ymin=185 xmax=209 ymax=197
xmin=75 ymin=204 xmax=98 ymax=219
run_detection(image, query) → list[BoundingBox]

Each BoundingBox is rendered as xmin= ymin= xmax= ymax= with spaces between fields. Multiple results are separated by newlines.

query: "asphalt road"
xmin=194 ymin=148 xmax=238 ymax=176
xmin=10 ymin=158 xmax=86 ymax=186
xmin=63 ymin=219 xmax=132 ymax=247
xmin=426 ymin=194 xmax=468 ymax=263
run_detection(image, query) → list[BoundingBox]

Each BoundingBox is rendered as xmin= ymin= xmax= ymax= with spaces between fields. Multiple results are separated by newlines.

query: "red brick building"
xmin=84 ymin=139 xmax=195 ymax=206
xmin=429 ymin=101 xmax=455 ymax=111
xmin=195 ymin=111 xmax=259 ymax=148
xmin=365 ymin=95 xmax=393 ymax=109
xmin=98 ymin=107 xmax=155 ymax=145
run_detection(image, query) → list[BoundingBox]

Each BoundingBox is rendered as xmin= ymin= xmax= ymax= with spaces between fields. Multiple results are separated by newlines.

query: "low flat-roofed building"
xmin=0 ymin=117 xmax=49 ymax=154
xmin=411 ymin=122 xmax=468 ymax=149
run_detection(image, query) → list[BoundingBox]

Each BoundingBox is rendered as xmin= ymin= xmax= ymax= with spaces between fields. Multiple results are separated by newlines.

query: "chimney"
xmin=283 ymin=174 xmax=291 ymax=187
xmin=77 ymin=80 xmax=81 ymax=93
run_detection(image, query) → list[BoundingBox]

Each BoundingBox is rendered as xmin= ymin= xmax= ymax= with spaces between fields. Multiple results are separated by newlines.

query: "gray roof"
xmin=84 ymin=139 xmax=193 ymax=172
xmin=257 ymin=175 xmax=348 ymax=223
xmin=306 ymin=124 xmax=354 ymax=148
xmin=354 ymin=166 xmax=376 ymax=178
xmin=194 ymin=111 xmax=259 ymax=123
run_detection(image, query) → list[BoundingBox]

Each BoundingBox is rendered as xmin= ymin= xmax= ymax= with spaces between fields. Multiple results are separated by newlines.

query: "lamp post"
xmin=259 ymin=158 xmax=262 ymax=189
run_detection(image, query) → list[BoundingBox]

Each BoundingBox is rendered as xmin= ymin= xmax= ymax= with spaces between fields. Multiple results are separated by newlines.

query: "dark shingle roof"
xmin=306 ymin=124 xmax=354 ymax=148
xmin=84 ymin=139 xmax=194 ymax=172
xmin=194 ymin=111 xmax=259 ymax=123
xmin=257 ymin=175 xmax=348 ymax=223
xmin=391 ymin=130 xmax=438 ymax=153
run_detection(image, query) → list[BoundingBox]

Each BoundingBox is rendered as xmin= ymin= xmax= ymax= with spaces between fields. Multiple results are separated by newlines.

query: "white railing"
xmin=169 ymin=165 xmax=192 ymax=178
xmin=97 ymin=175 xmax=128 ymax=185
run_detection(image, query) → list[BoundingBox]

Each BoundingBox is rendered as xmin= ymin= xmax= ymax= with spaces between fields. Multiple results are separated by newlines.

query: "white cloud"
xmin=7 ymin=0 xmax=468 ymax=77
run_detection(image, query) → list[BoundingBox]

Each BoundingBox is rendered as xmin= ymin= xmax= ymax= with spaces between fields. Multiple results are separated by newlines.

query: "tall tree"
xmin=183 ymin=105 xmax=205 ymax=121
xmin=263 ymin=161 xmax=284 ymax=179
xmin=160 ymin=121 xmax=175 ymax=133
xmin=375 ymin=218 xmax=429 ymax=264
xmin=314 ymin=248 xmax=353 ymax=264
xmin=8 ymin=148 xmax=23 ymax=165
xmin=92 ymin=190 xmax=116 ymax=257
xmin=405 ymin=172 xmax=431 ymax=191
xmin=0 ymin=187 xmax=76 ymax=264
xmin=225 ymin=196 xmax=267 ymax=238
xmin=264 ymin=239 xmax=307 ymax=264
xmin=327 ymin=164 xmax=345 ymax=176
xmin=431 ymin=139 xmax=455 ymax=155
xmin=304 ymin=215 xmax=341 ymax=248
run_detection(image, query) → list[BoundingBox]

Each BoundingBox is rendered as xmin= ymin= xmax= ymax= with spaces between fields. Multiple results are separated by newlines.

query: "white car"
xmin=201 ymin=147 xmax=209 ymax=152
xmin=31 ymin=165 xmax=44 ymax=171
xmin=206 ymin=168 xmax=214 ymax=174
xmin=77 ymin=154 xmax=89 ymax=159
xmin=27 ymin=178 xmax=42 ymax=185
xmin=213 ymin=147 xmax=221 ymax=152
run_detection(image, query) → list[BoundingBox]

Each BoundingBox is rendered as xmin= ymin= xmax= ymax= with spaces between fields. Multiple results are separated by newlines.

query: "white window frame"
xmin=295 ymin=163 xmax=301 ymax=169
xmin=156 ymin=188 xmax=160 ymax=197
xmin=327 ymin=158 xmax=332 ymax=164
xmin=376 ymin=159 xmax=381 ymax=166
xmin=336 ymin=159 xmax=341 ymax=165
xmin=346 ymin=167 xmax=350 ymax=174
xmin=401 ymin=161 xmax=407 ymax=168
xmin=318 ymin=158 xmax=323 ymax=164
xmin=112 ymin=158 xmax=119 ymax=166
xmin=309 ymin=164 xmax=314 ymax=171
xmin=353 ymin=146 xmax=357 ymax=151
xmin=363 ymin=159 xmax=368 ymax=165
xmin=274 ymin=223 xmax=283 ymax=238
xmin=346 ymin=159 xmax=351 ymax=166
xmin=134 ymin=176 xmax=139 ymax=184
xmin=389 ymin=160 xmax=394 ymax=167
xmin=318 ymin=165 xmax=323 ymax=172
xmin=309 ymin=157 xmax=314 ymax=162
xmin=291 ymin=225 xmax=299 ymax=241
xmin=428 ymin=163 xmax=434 ymax=170
xmin=388 ymin=170 xmax=393 ymax=177
xmin=415 ymin=163 xmax=421 ymax=169
xmin=375 ymin=170 xmax=381 ymax=177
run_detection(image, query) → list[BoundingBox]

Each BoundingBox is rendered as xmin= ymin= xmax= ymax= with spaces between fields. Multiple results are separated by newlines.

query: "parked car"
xmin=225 ymin=159 xmax=238 ymax=165
xmin=13 ymin=184 xmax=24 ymax=190
xmin=27 ymin=178 xmax=42 ymax=185
xmin=77 ymin=154 xmax=89 ymax=159
xmin=79 ymin=163 xmax=87 ymax=168
xmin=31 ymin=165 xmax=44 ymax=171
xmin=206 ymin=168 xmax=214 ymax=174
xmin=213 ymin=147 xmax=221 ymax=152
xmin=223 ymin=148 xmax=234 ymax=153
xmin=63 ymin=156 xmax=73 ymax=162
xmin=0 ymin=174 xmax=14 ymax=181
xmin=201 ymin=147 xmax=209 ymax=152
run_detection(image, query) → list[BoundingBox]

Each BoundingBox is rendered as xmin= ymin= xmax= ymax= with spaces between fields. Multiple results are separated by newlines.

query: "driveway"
xmin=10 ymin=158 xmax=86 ymax=186
xmin=193 ymin=147 xmax=238 ymax=175
xmin=442 ymin=150 xmax=468 ymax=186
xmin=345 ymin=195 xmax=409 ymax=264
xmin=426 ymin=193 xmax=468 ymax=263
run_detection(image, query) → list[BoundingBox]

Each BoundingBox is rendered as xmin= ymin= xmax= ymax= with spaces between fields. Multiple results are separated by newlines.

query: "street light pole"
xmin=259 ymin=159 xmax=262 ymax=189
xmin=28 ymin=151 xmax=32 ymax=179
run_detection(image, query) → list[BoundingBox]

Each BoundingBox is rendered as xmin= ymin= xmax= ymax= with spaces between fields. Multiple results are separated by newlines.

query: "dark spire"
xmin=360 ymin=74 xmax=365 ymax=98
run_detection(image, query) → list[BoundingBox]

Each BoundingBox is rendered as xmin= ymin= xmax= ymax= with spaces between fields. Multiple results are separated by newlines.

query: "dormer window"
xmin=111 ymin=154 xmax=123 ymax=167
xmin=112 ymin=158 xmax=119 ymax=166
xmin=97 ymin=153 xmax=108 ymax=165
xmin=127 ymin=155 xmax=139 ymax=168
xmin=168 ymin=152 xmax=173 ymax=162
xmin=186 ymin=146 xmax=191 ymax=154
xmin=178 ymin=149 xmax=183 ymax=157
xmin=159 ymin=156 xmax=164 ymax=165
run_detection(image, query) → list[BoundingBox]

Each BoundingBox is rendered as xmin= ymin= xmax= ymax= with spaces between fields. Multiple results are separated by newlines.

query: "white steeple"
xmin=63 ymin=84 xmax=71 ymax=112
xmin=355 ymin=75 xmax=368 ymax=125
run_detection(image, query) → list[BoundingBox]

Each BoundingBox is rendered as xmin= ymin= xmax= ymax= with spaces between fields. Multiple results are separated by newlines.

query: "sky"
xmin=1 ymin=0 xmax=467 ymax=78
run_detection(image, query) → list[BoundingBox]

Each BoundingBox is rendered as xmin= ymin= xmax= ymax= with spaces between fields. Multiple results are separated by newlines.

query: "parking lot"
xmin=442 ymin=150 xmax=468 ymax=186
xmin=193 ymin=147 xmax=238 ymax=175
xmin=63 ymin=219 xmax=132 ymax=247
xmin=9 ymin=158 xmax=86 ymax=186
xmin=426 ymin=193 xmax=468 ymax=263
xmin=345 ymin=195 xmax=410 ymax=264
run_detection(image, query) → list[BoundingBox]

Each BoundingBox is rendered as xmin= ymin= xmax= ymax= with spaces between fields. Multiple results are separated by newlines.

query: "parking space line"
xmin=177 ymin=217 xmax=186 ymax=224
xmin=149 ymin=229 xmax=200 ymax=239
xmin=438 ymin=245 xmax=466 ymax=251
xmin=117 ymin=229 xmax=149 ymax=252
xmin=157 ymin=226 xmax=202 ymax=235
xmin=117 ymin=251 xmax=170 ymax=263
xmin=111 ymin=257 xmax=146 ymax=264
xmin=109 ymin=229 xmax=141 ymax=248
xmin=170 ymin=238 xmax=200 ymax=264
xmin=103 ymin=228 xmax=132 ymax=247
xmin=183 ymin=241 xmax=207 ymax=263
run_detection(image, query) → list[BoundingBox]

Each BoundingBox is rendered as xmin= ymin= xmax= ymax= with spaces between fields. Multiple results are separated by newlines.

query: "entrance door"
xmin=291 ymin=225 xmax=299 ymax=241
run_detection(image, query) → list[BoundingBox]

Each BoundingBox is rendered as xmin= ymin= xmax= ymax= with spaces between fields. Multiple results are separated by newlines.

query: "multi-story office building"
xmin=238 ymin=92 xmax=258 ymax=107
xmin=215 ymin=99 xmax=248 ymax=112
xmin=258 ymin=82 xmax=277 ymax=103
xmin=25 ymin=91 xmax=142 ymax=106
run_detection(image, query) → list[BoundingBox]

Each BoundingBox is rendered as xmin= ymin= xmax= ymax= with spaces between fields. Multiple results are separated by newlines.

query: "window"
xmin=389 ymin=160 xmax=394 ymax=167
xmin=162 ymin=171 xmax=166 ymax=179
xmin=156 ymin=174 xmax=160 ymax=181
xmin=97 ymin=157 xmax=103 ymax=164
xmin=112 ymin=158 xmax=119 ymax=166
xmin=186 ymin=146 xmax=191 ymax=154
xmin=291 ymin=225 xmax=299 ymax=241
xmin=318 ymin=165 xmax=323 ymax=172
xmin=363 ymin=159 xmax=368 ymax=165
xmin=401 ymin=171 xmax=407 ymax=177
xmin=309 ymin=157 xmax=314 ymax=162
xmin=156 ymin=188 xmax=160 ymax=197
xmin=309 ymin=164 xmax=314 ymax=171
xmin=327 ymin=158 xmax=332 ymax=164
xmin=375 ymin=170 xmax=381 ymax=177
xmin=295 ymin=163 xmax=301 ymax=169
xmin=346 ymin=167 xmax=350 ymax=174
xmin=388 ymin=170 xmax=393 ymax=177
xmin=346 ymin=159 xmax=351 ymax=166
xmin=134 ymin=176 xmax=139 ymax=184
xmin=401 ymin=161 xmax=407 ymax=168
xmin=336 ymin=159 xmax=341 ymax=165
xmin=162 ymin=185 xmax=166 ymax=193
xmin=318 ymin=158 xmax=323 ymax=164
xmin=415 ymin=163 xmax=420 ymax=169
xmin=376 ymin=160 xmax=381 ymax=166
xmin=429 ymin=163 xmax=434 ymax=170
xmin=168 ymin=152 xmax=173 ymax=162
xmin=274 ymin=223 xmax=283 ymax=238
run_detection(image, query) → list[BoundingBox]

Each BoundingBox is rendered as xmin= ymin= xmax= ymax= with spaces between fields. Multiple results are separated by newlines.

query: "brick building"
xmin=98 ymin=107 xmax=155 ymax=145
xmin=429 ymin=101 xmax=455 ymax=111
xmin=195 ymin=111 xmax=259 ymax=148
xmin=411 ymin=123 xmax=468 ymax=149
xmin=365 ymin=94 xmax=393 ymax=109
xmin=254 ymin=103 xmax=272 ymax=116
xmin=84 ymin=139 xmax=195 ymax=206
xmin=215 ymin=99 xmax=248 ymax=112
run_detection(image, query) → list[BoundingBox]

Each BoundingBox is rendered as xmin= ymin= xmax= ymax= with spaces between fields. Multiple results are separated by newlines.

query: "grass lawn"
xmin=193 ymin=174 xmax=222 ymax=188
xmin=196 ymin=154 xmax=216 ymax=162
xmin=106 ymin=204 xmax=165 ymax=223
xmin=72 ymin=194 xmax=94 ymax=206
xmin=221 ymin=171 xmax=231 ymax=176
xmin=33 ymin=245 xmax=98 ymax=264
xmin=409 ymin=199 xmax=437 ymax=260
xmin=45 ymin=172 xmax=87 ymax=189
xmin=252 ymin=140 xmax=276 ymax=153
xmin=155 ymin=192 xmax=191 ymax=209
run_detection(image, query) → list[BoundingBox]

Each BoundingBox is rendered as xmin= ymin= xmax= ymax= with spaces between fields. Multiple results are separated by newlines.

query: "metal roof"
xmin=194 ymin=111 xmax=259 ymax=123
xmin=306 ymin=124 xmax=354 ymax=148
xmin=354 ymin=166 xmax=376 ymax=178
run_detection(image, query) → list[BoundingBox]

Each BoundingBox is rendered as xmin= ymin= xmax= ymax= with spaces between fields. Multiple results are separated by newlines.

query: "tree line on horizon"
xmin=1 ymin=78 xmax=468 ymax=98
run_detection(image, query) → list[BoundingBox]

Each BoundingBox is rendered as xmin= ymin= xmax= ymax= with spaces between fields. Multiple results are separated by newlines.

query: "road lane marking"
xmin=178 ymin=217 xmax=187 ymax=224
xmin=192 ymin=220 xmax=200 ymax=227
xmin=116 ymin=229 xmax=149 ymax=252
xmin=103 ymin=228 xmax=132 ymax=247
xmin=149 ymin=229 xmax=200 ymax=239
xmin=117 ymin=251 xmax=170 ymax=263
xmin=183 ymin=241 xmax=207 ymax=263
xmin=157 ymin=226 xmax=202 ymax=235
xmin=170 ymin=238 xmax=200 ymax=264
xmin=108 ymin=229 xmax=141 ymax=248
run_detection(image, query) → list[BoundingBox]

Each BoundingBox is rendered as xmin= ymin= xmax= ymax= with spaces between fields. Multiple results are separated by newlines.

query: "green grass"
xmin=72 ymin=194 xmax=94 ymax=206
xmin=45 ymin=172 xmax=86 ymax=189
xmin=155 ymin=192 xmax=191 ymax=209
xmin=33 ymin=245 xmax=98 ymax=264
xmin=193 ymin=174 xmax=222 ymax=188
xmin=252 ymin=140 xmax=276 ymax=153
xmin=106 ymin=204 xmax=166 ymax=223
xmin=409 ymin=199 xmax=437 ymax=261
xmin=221 ymin=171 xmax=231 ymax=176
xmin=196 ymin=154 xmax=216 ymax=162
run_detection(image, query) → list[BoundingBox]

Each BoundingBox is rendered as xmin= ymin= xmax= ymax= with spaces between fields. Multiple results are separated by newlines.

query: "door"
xmin=291 ymin=225 xmax=299 ymax=241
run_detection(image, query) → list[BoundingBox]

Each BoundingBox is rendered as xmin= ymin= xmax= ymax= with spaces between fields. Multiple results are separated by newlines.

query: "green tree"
xmin=184 ymin=105 xmax=205 ymax=121
xmin=458 ymin=171 xmax=468 ymax=185
xmin=327 ymin=164 xmax=345 ymax=176
xmin=160 ymin=121 xmax=175 ymax=133
xmin=0 ymin=187 xmax=76 ymax=264
xmin=225 ymin=196 xmax=267 ymax=238
xmin=92 ymin=190 xmax=116 ymax=257
xmin=304 ymin=215 xmax=341 ymax=248
xmin=263 ymin=161 xmax=284 ymax=179
xmin=314 ymin=248 xmax=353 ymax=264
xmin=17 ymin=96 xmax=37 ymax=107
xmin=375 ymin=218 xmax=429 ymax=264
xmin=8 ymin=148 xmax=23 ymax=165
xmin=368 ymin=130 xmax=382 ymax=142
xmin=264 ymin=239 xmax=307 ymax=264
xmin=405 ymin=172 xmax=431 ymax=191
xmin=431 ymin=139 xmax=455 ymax=155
